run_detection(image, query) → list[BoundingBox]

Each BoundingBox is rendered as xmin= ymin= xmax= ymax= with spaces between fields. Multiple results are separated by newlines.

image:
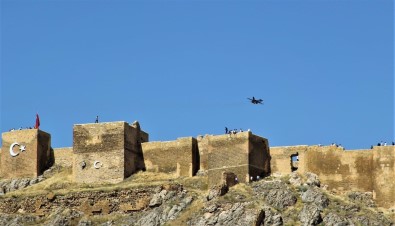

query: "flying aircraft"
xmin=248 ymin=96 xmax=264 ymax=104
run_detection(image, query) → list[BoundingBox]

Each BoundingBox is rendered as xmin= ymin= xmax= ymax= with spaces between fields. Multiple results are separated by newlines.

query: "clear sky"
xmin=1 ymin=0 xmax=394 ymax=150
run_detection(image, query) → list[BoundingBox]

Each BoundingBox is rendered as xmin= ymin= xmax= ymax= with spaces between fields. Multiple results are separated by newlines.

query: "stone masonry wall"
xmin=199 ymin=132 xmax=269 ymax=187
xmin=303 ymin=146 xmax=374 ymax=192
xmin=54 ymin=147 xmax=73 ymax=167
xmin=141 ymin=137 xmax=199 ymax=177
xmin=73 ymin=122 xmax=143 ymax=184
xmin=372 ymin=146 xmax=395 ymax=209
xmin=249 ymin=133 xmax=271 ymax=179
xmin=270 ymin=145 xmax=395 ymax=209
xmin=205 ymin=133 xmax=249 ymax=186
xmin=197 ymin=136 xmax=209 ymax=172
xmin=1 ymin=129 xmax=52 ymax=179
xmin=270 ymin=146 xmax=308 ymax=174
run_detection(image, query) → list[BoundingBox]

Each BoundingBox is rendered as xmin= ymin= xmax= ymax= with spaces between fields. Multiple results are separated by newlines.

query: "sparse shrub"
xmin=280 ymin=175 xmax=291 ymax=184
xmin=297 ymin=185 xmax=308 ymax=193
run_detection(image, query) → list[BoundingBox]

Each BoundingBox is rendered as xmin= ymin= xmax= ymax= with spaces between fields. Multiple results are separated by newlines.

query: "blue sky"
xmin=1 ymin=0 xmax=394 ymax=150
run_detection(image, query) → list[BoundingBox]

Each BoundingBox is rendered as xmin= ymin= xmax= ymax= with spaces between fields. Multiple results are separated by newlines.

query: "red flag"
xmin=35 ymin=114 xmax=40 ymax=129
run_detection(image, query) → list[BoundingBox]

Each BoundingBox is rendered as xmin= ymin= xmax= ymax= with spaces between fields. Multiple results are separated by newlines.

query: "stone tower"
xmin=1 ymin=129 xmax=53 ymax=178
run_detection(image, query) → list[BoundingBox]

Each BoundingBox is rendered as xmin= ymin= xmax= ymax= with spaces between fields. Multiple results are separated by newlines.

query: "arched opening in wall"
xmin=290 ymin=152 xmax=299 ymax=172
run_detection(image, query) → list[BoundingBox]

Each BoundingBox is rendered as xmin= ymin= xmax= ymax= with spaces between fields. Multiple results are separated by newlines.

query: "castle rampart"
xmin=1 ymin=129 xmax=53 ymax=179
xmin=198 ymin=132 xmax=270 ymax=187
xmin=53 ymin=147 xmax=73 ymax=168
xmin=141 ymin=137 xmax=199 ymax=177
xmin=1 ymin=121 xmax=393 ymax=210
xmin=270 ymin=145 xmax=395 ymax=209
xmin=72 ymin=121 xmax=145 ymax=184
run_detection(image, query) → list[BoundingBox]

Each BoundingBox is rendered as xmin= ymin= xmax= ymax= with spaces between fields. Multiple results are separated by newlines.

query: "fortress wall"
xmin=54 ymin=147 xmax=73 ymax=167
xmin=73 ymin=122 xmax=140 ymax=184
xmin=205 ymin=133 xmax=249 ymax=186
xmin=303 ymin=147 xmax=374 ymax=192
xmin=124 ymin=124 xmax=145 ymax=177
xmin=141 ymin=137 xmax=199 ymax=177
xmin=129 ymin=122 xmax=149 ymax=143
xmin=270 ymin=146 xmax=308 ymax=175
xmin=1 ymin=129 xmax=52 ymax=178
xmin=270 ymin=144 xmax=395 ymax=209
xmin=73 ymin=150 xmax=125 ymax=184
xmin=197 ymin=136 xmax=209 ymax=171
xmin=37 ymin=131 xmax=53 ymax=175
xmin=249 ymin=133 xmax=271 ymax=179
xmin=372 ymin=146 xmax=395 ymax=209
xmin=73 ymin=122 xmax=126 ymax=154
xmin=270 ymin=146 xmax=375 ymax=192
xmin=140 ymin=130 xmax=149 ymax=143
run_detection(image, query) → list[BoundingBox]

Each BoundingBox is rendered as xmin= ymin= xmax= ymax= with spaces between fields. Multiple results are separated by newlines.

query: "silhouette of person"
xmin=95 ymin=116 xmax=99 ymax=123
xmin=225 ymin=127 xmax=228 ymax=134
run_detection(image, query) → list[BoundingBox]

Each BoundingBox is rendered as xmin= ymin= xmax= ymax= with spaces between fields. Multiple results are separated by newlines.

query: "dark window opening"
xmin=290 ymin=152 xmax=299 ymax=172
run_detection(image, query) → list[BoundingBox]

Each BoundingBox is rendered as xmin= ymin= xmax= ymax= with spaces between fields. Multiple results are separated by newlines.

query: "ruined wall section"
xmin=1 ymin=129 xmax=52 ymax=179
xmin=141 ymin=137 xmax=199 ymax=177
xmin=372 ymin=146 xmax=395 ymax=209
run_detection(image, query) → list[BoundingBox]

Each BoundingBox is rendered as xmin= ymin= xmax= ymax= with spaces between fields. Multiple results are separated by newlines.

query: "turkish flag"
xmin=35 ymin=114 xmax=40 ymax=129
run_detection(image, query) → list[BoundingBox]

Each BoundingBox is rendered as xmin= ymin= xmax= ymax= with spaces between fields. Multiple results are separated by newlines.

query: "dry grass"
xmin=220 ymin=183 xmax=255 ymax=204
xmin=175 ymin=176 xmax=208 ymax=192
xmin=2 ymin=169 xmax=197 ymax=198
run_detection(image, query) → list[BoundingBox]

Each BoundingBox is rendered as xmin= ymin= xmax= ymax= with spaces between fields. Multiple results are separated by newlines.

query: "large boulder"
xmin=305 ymin=172 xmax=320 ymax=187
xmin=289 ymin=172 xmax=302 ymax=187
xmin=299 ymin=204 xmax=322 ymax=226
xmin=322 ymin=212 xmax=350 ymax=226
xmin=301 ymin=186 xmax=329 ymax=210
xmin=207 ymin=184 xmax=229 ymax=201
xmin=253 ymin=181 xmax=297 ymax=210
xmin=189 ymin=202 xmax=264 ymax=226
xmin=263 ymin=206 xmax=283 ymax=226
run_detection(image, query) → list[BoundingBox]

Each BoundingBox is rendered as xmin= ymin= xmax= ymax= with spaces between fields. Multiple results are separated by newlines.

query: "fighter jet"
xmin=248 ymin=96 xmax=264 ymax=104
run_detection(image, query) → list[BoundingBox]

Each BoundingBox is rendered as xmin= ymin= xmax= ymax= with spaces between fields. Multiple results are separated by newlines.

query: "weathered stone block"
xmin=1 ymin=129 xmax=52 ymax=179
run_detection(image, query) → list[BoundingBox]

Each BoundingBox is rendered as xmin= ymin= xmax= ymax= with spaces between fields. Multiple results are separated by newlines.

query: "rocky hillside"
xmin=0 ymin=167 xmax=394 ymax=226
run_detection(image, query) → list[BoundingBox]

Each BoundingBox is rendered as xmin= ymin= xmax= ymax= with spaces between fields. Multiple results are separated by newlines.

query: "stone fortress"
xmin=0 ymin=120 xmax=394 ymax=211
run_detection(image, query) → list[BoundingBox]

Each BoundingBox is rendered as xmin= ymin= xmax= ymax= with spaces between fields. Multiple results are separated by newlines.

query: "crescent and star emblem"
xmin=9 ymin=142 xmax=27 ymax=157
xmin=94 ymin=161 xmax=103 ymax=169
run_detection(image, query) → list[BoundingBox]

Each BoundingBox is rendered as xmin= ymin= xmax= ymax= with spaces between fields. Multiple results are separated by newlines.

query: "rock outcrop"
xmin=188 ymin=202 xmax=264 ymax=226
xmin=0 ymin=171 xmax=393 ymax=226
xmin=252 ymin=180 xmax=297 ymax=209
